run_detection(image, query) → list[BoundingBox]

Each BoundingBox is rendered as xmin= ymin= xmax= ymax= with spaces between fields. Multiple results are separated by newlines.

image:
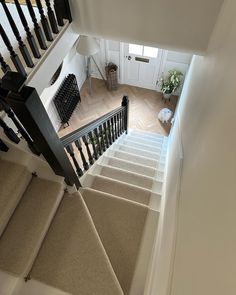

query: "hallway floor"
xmin=58 ymin=78 xmax=177 ymax=138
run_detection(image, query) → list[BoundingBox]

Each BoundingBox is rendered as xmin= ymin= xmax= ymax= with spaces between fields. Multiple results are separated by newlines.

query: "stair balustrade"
xmin=0 ymin=89 xmax=40 ymax=154
xmin=0 ymin=0 xmax=72 ymax=76
xmin=1 ymin=71 xmax=81 ymax=188
xmin=0 ymin=53 xmax=11 ymax=74
xmin=60 ymin=96 xmax=129 ymax=177
xmin=0 ymin=71 xmax=129 ymax=189
xmin=0 ymin=116 xmax=20 ymax=144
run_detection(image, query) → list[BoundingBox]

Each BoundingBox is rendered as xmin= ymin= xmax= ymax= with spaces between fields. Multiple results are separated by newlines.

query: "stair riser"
xmin=115 ymin=144 xmax=163 ymax=160
xmin=121 ymin=137 xmax=164 ymax=148
xmin=129 ymin=131 xmax=166 ymax=140
xmin=99 ymin=156 xmax=156 ymax=178
xmin=80 ymin=173 xmax=153 ymax=207
xmin=96 ymin=164 xmax=163 ymax=193
xmin=126 ymin=135 xmax=164 ymax=145
xmin=120 ymin=140 xmax=163 ymax=153
xmin=107 ymin=149 xmax=159 ymax=167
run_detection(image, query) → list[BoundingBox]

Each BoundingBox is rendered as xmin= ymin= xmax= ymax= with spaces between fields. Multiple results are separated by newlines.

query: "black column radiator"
xmin=54 ymin=74 xmax=81 ymax=127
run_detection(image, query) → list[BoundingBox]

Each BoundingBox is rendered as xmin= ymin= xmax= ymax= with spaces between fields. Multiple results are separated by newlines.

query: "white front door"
xmin=123 ymin=43 xmax=163 ymax=90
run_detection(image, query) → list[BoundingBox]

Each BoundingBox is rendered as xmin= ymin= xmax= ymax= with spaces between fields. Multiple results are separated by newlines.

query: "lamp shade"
xmin=76 ymin=35 xmax=100 ymax=56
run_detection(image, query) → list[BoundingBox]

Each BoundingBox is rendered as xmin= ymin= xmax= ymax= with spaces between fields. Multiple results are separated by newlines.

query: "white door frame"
xmin=119 ymin=42 xmax=125 ymax=84
xmin=120 ymin=42 xmax=168 ymax=89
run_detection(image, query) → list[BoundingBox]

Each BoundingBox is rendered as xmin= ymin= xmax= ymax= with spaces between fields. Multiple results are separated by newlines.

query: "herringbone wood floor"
xmin=58 ymin=78 xmax=178 ymax=138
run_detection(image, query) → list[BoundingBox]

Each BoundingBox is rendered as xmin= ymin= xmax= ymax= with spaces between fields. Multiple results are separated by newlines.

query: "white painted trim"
xmin=27 ymin=23 xmax=79 ymax=95
xmin=104 ymin=40 xmax=110 ymax=63
xmin=119 ymin=42 xmax=125 ymax=84
xmin=144 ymin=112 xmax=183 ymax=295
xmin=0 ymin=131 xmax=65 ymax=185
xmin=159 ymin=50 xmax=169 ymax=78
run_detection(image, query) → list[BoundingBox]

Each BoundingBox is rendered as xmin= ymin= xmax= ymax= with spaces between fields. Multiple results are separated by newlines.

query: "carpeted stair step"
xmin=0 ymin=177 xmax=63 ymax=277
xmin=80 ymin=188 xmax=149 ymax=295
xmin=106 ymin=149 xmax=160 ymax=168
xmin=113 ymin=143 xmax=163 ymax=160
xmin=100 ymin=155 xmax=157 ymax=178
xmin=100 ymin=156 xmax=165 ymax=182
xmin=119 ymin=136 xmax=164 ymax=149
xmin=91 ymin=163 xmax=163 ymax=193
xmin=129 ymin=130 xmax=165 ymax=140
xmin=126 ymin=134 xmax=164 ymax=145
xmin=82 ymin=174 xmax=152 ymax=206
xmin=119 ymin=139 xmax=162 ymax=154
xmin=0 ymin=159 xmax=32 ymax=237
xmin=31 ymin=192 xmax=124 ymax=295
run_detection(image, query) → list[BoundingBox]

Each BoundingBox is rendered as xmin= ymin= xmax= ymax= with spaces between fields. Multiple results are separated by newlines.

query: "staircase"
xmin=0 ymin=129 xmax=168 ymax=295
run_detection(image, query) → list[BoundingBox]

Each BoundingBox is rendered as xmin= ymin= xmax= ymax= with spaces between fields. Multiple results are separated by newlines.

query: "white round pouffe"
xmin=158 ymin=108 xmax=173 ymax=123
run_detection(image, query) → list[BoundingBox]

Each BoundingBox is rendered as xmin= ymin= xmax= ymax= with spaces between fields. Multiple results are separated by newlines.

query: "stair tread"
xmin=120 ymin=139 xmax=162 ymax=153
xmin=81 ymin=187 xmax=149 ymax=295
xmin=0 ymin=159 xmax=32 ymax=237
xmin=114 ymin=144 xmax=162 ymax=160
xmin=31 ymin=192 xmax=124 ymax=295
xmin=108 ymin=149 xmax=159 ymax=168
xmin=88 ymin=174 xmax=152 ymax=206
xmin=130 ymin=130 xmax=166 ymax=139
xmin=104 ymin=156 xmax=156 ymax=178
xmin=126 ymin=134 xmax=164 ymax=145
xmin=98 ymin=164 xmax=155 ymax=190
xmin=0 ymin=177 xmax=63 ymax=276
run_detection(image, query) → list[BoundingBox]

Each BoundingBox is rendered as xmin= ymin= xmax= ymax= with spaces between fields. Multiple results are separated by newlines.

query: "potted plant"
xmin=158 ymin=70 xmax=183 ymax=99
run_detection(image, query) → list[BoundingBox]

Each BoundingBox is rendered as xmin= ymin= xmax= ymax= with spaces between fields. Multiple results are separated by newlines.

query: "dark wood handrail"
xmin=60 ymin=96 xmax=129 ymax=178
xmin=1 ymin=70 xmax=129 ymax=187
xmin=2 ymin=71 xmax=81 ymax=188
xmin=61 ymin=106 xmax=124 ymax=147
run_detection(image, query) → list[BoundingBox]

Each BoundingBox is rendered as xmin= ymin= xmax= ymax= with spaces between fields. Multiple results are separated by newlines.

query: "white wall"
xmin=91 ymin=39 xmax=192 ymax=88
xmin=163 ymin=0 xmax=236 ymax=294
xmin=40 ymin=44 xmax=86 ymax=131
xmin=70 ymin=0 xmax=224 ymax=54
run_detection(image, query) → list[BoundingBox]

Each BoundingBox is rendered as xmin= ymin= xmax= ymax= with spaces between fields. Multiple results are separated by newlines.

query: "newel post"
xmin=1 ymin=71 xmax=81 ymax=189
xmin=54 ymin=0 xmax=72 ymax=27
xmin=121 ymin=95 xmax=129 ymax=134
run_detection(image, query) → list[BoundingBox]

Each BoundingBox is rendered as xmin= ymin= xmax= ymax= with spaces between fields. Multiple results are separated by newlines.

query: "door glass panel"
xmin=129 ymin=44 xmax=143 ymax=55
xmin=143 ymin=46 xmax=158 ymax=58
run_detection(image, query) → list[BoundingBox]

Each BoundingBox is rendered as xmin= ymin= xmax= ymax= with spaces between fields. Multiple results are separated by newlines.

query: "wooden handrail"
xmin=60 ymin=96 xmax=129 ymax=178
xmin=1 ymin=70 xmax=129 ymax=187
xmin=2 ymin=71 xmax=81 ymax=188
xmin=61 ymin=106 xmax=125 ymax=146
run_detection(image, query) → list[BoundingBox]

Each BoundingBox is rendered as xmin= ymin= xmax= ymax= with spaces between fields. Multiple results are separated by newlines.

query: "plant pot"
xmin=163 ymin=92 xmax=172 ymax=99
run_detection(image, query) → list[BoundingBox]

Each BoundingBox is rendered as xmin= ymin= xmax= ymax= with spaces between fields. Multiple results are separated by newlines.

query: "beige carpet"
xmin=109 ymin=150 xmax=159 ymax=168
xmin=130 ymin=130 xmax=166 ymax=140
xmin=116 ymin=144 xmax=161 ymax=160
xmin=127 ymin=134 xmax=164 ymax=145
xmin=81 ymin=188 xmax=149 ymax=295
xmin=90 ymin=175 xmax=152 ymax=206
xmin=0 ymin=159 xmax=31 ymax=237
xmin=122 ymin=139 xmax=162 ymax=152
xmin=106 ymin=157 xmax=156 ymax=177
xmin=0 ymin=177 xmax=63 ymax=276
xmin=100 ymin=165 xmax=153 ymax=190
xmin=31 ymin=193 xmax=124 ymax=295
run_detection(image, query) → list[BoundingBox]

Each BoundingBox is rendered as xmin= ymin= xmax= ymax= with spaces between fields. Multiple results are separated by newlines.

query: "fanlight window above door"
xmin=128 ymin=44 xmax=158 ymax=58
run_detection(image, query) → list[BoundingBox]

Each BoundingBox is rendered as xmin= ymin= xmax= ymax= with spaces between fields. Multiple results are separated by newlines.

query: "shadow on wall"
xmin=40 ymin=41 xmax=87 ymax=131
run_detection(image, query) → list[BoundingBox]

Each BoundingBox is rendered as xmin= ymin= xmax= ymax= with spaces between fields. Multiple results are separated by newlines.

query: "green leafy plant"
xmin=158 ymin=70 xmax=183 ymax=94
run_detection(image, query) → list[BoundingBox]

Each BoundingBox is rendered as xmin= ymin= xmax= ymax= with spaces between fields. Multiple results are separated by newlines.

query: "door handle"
xmin=126 ymin=55 xmax=132 ymax=61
